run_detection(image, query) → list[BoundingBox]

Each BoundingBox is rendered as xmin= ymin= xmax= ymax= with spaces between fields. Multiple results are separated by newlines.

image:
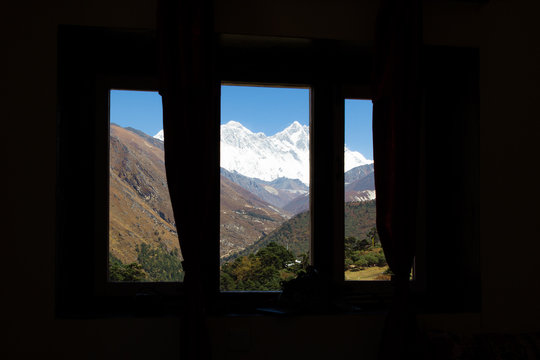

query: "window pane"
xmin=109 ymin=90 xmax=183 ymax=282
xmin=344 ymin=99 xmax=389 ymax=281
xmin=220 ymin=85 xmax=311 ymax=291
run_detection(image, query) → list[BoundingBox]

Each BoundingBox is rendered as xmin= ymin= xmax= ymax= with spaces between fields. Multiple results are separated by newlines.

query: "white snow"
xmin=263 ymin=185 xmax=279 ymax=195
xmin=350 ymin=190 xmax=376 ymax=202
xmin=220 ymin=121 xmax=373 ymax=185
xmin=283 ymin=189 xmax=308 ymax=195
xmin=153 ymin=129 xmax=164 ymax=141
xmin=220 ymin=120 xmax=312 ymax=184
xmin=345 ymin=146 xmax=373 ymax=172
xmin=154 ymin=120 xmax=373 ymax=186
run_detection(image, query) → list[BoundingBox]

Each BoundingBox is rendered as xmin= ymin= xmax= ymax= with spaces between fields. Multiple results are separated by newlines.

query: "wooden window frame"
xmin=56 ymin=26 xmax=480 ymax=317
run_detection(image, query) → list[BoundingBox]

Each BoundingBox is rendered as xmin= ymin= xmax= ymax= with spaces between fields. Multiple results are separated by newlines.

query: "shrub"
xmin=108 ymin=254 xmax=147 ymax=282
xmin=220 ymin=242 xmax=304 ymax=291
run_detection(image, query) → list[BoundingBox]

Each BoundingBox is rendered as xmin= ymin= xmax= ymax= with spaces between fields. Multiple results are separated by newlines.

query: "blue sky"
xmin=345 ymin=99 xmax=373 ymax=159
xmin=221 ymin=86 xmax=373 ymax=158
xmin=220 ymin=85 xmax=309 ymax=134
xmin=110 ymin=90 xmax=163 ymax=136
xmin=110 ymin=87 xmax=373 ymax=158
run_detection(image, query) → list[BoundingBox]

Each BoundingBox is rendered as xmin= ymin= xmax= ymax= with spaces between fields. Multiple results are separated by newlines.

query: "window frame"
xmin=340 ymin=89 xmax=427 ymax=302
xmin=57 ymin=26 xmax=480 ymax=317
xmin=215 ymin=36 xmax=406 ymax=308
xmin=56 ymin=26 xmax=186 ymax=317
xmin=218 ymin=81 xmax=312 ymax=293
xmin=56 ymin=27 xmax=400 ymax=316
xmin=100 ymin=80 xmax=187 ymax=297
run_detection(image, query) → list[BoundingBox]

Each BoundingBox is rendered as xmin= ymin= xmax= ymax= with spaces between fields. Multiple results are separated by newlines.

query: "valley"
xmin=109 ymin=121 xmax=378 ymax=283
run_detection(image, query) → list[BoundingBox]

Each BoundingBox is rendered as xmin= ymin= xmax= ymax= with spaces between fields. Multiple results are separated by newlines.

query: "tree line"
xmin=220 ymin=242 xmax=309 ymax=291
xmin=108 ymin=243 xmax=184 ymax=282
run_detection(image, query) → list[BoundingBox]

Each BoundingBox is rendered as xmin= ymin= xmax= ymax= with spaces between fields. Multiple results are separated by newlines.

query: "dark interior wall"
xmin=208 ymin=314 xmax=385 ymax=360
xmin=476 ymin=0 xmax=540 ymax=332
xmin=422 ymin=0 xmax=540 ymax=333
xmin=4 ymin=0 xmax=540 ymax=358
xmin=214 ymin=0 xmax=378 ymax=41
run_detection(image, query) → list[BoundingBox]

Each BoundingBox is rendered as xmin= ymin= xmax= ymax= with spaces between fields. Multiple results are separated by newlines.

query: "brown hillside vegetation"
xmin=220 ymin=176 xmax=288 ymax=258
xmin=109 ymin=124 xmax=180 ymax=264
xmin=225 ymin=200 xmax=377 ymax=263
xmin=109 ymin=124 xmax=287 ymax=263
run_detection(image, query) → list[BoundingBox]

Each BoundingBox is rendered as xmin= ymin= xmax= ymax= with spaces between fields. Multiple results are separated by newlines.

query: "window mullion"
xmin=310 ymin=81 xmax=344 ymax=283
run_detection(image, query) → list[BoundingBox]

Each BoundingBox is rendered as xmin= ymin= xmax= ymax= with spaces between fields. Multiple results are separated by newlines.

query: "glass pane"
xmin=344 ymin=99 xmax=389 ymax=281
xmin=220 ymin=85 xmax=311 ymax=291
xmin=108 ymin=90 xmax=183 ymax=282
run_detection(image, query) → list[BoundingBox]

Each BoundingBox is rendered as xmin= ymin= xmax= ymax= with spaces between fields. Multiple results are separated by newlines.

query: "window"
xmin=56 ymin=27 xmax=394 ymax=316
xmin=219 ymin=85 xmax=311 ymax=292
xmin=108 ymin=90 xmax=184 ymax=283
xmin=343 ymin=99 xmax=389 ymax=281
xmin=56 ymin=26 xmax=480 ymax=317
xmin=56 ymin=26 xmax=186 ymax=317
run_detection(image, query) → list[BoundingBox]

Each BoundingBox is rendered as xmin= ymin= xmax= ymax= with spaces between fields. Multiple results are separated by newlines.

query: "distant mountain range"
xmin=108 ymin=121 xmax=376 ymax=263
xmin=220 ymin=167 xmax=308 ymax=210
xmin=272 ymin=163 xmax=376 ymax=214
xmin=344 ymin=163 xmax=376 ymax=202
xmin=155 ymin=121 xmax=372 ymax=186
xmin=111 ymin=124 xmax=291 ymax=260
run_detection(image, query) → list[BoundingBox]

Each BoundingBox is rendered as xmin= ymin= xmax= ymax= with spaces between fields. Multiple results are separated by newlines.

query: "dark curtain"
xmin=158 ymin=0 xmax=218 ymax=359
xmin=372 ymin=0 xmax=422 ymax=359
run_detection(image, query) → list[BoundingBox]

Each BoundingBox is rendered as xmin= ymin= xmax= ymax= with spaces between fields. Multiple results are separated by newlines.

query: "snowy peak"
xmin=225 ymin=120 xmax=245 ymax=127
xmin=345 ymin=146 xmax=372 ymax=172
xmin=221 ymin=121 xmax=256 ymax=148
xmin=154 ymin=121 xmax=372 ymax=186
xmin=220 ymin=121 xmax=372 ymax=185
xmin=221 ymin=120 xmax=311 ymax=184
xmin=273 ymin=121 xmax=309 ymax=150
xmin=274 ymin=121 xmax=309 ymax=140
xmin=282 ymin=120 xmax=308 ymax=134
xmin=154 ymin=129 xmax=164 ymax=141
xmin=221 ymin=120 xmax=253 ymax=134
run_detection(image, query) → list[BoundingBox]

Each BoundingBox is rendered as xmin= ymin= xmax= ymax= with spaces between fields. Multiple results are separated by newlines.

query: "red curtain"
xmin=372 ymin=0 xmax=422 ymax=359
xmin=158 ymin=0 xmax=218 ymax=359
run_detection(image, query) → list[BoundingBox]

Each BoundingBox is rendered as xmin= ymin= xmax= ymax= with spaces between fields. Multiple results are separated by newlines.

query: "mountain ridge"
xmin=111 ymin=124 xmax=289 ymax=263
xmin=223 ymin=200 xmax=378 ymax=263
xmin=109 ymin=124 xmax=180 ymax=265
xmin=154 ymin=120 xmax=372 ymax=186
xmin=220 ymin=175 xmax=288 ymax=258
xmin=220 ymin=167 xmax=307 ymax=209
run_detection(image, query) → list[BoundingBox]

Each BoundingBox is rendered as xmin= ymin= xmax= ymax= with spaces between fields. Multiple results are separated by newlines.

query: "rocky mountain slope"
xmin=344 ymin=163 xmax=376 ymax=202
xmin=109 ymin=124 xmax=180 ymax=264
xmin=225 ymin=200 xmax=377 ymax=263
xmin=220 ymin=175 xmax=288 ymax=258
xmin=220 ymin=167 xmax=307 ymax=209
xmin=111 ymin=124 xmax=289 ymax=262
xmin=109 ymin=121 xmax=377 ymax=265
xmin=279 ymin=164 xmax=377 ymax=214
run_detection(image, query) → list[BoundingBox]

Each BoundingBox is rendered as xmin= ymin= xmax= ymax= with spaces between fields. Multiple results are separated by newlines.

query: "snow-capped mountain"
xmin=220 ymin=120 xmax=372 ymax=185
xmin=153 ymin=129 xmax=164 ymax=141
xmin=221 ymin=120 xmax=311 ymax=184
xmin=153 ymin=120 xmax=373 ymax=186
xmin=345 ymin=146 xmax=371 ymax=172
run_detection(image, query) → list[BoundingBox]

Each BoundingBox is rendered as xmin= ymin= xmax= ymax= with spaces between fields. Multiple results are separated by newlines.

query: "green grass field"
xmin=344 ymin=265 xmax=390 ymax=281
